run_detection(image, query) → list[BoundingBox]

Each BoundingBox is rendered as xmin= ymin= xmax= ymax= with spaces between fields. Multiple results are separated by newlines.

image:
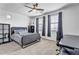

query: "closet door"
xmin=0 ymin=24 xmax=3 ymax=43
xmin=4 ymin=24 xmax=10 ymax=42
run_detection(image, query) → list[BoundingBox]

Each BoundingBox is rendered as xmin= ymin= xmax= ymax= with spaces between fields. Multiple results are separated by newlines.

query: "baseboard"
xmin=41 ymin=37 xmax=56 ymax=41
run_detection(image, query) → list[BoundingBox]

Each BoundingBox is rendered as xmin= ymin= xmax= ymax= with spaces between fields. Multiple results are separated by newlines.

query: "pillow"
xmin=14 ymin=30 xmax=20 ymax=34
xmin=19 ymin=31 xmax=28 ymax=35
xmin=14 ymin=29 xmax=28 ymax=34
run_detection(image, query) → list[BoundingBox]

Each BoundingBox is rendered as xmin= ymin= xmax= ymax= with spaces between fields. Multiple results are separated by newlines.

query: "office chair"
xmin=56 ymin=32 xmax=63 ymax=55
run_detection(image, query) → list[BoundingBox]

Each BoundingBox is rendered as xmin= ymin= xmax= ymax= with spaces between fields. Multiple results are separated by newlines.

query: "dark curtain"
xmin=56 ymin=12 xmax=63 ymax=45
xmin=36 ymin=18 xmax=39 ymax=33
xmin=47 ymin=15 xmax=51 ymax=37
xmin=42 ymin=16 xmax=46 ymax=36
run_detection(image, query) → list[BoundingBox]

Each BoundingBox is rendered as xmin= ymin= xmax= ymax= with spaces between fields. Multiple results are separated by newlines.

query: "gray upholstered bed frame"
xmin=11 ymin=27 xmax=41 ymax=48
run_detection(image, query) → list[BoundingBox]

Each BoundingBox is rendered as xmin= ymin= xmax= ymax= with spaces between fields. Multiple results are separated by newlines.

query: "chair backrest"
xmin=56 ymin=12 xmax=63 ymax=46
xmin=56 ymin=31 xmax=63 ymax=46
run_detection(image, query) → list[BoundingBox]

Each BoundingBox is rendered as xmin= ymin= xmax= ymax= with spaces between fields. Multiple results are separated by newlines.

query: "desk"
xmin=59 ymin=35 xmax=79 ymax=49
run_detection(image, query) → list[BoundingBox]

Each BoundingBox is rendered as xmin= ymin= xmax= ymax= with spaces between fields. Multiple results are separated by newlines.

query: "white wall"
xmin=0 ymin=9 xmax=30 ymax=27
xmin=30 ymin=4 xmax=79 ymax=41
xmin=62 ymin=4 xmax=79 ymax=36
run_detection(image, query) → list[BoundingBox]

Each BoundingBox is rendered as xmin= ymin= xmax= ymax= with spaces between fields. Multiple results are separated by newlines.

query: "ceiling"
xmin=0 ymin=3 xmax=69 ymax=17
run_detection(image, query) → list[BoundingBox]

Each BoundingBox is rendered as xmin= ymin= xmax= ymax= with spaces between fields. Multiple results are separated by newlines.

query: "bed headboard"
xmin=11 ymin=27 xmax=27 ymax=34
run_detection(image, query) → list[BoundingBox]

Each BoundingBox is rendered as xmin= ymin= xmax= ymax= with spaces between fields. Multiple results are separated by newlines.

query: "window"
xmin=50 ymin=14 xmax=58 ymax=36
xmin=39 ymin=17 xmax=43 ymax=35
xmin=51 ymin=14 xmax=58 ymax=31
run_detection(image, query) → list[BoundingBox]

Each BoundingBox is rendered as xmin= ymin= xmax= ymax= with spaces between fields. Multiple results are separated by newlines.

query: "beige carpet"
xmin=0 ymin=39 xmax=58 ymax=55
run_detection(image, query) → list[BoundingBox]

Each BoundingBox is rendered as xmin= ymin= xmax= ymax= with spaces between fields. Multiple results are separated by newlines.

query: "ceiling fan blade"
xmin=36 ymin=9 xmax=44 ymax=11
xmin=36 ymin=3 xmax=38 ymax=7
xmin=25 ymin=5 xmax=33 ymax=9
xmin=28 ymin=10 xmax=32 ymax=12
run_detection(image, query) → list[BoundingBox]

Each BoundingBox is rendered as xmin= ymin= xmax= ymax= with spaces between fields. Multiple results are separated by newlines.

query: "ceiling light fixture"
xmin=25 ymin=3 xmax=44 ymax=13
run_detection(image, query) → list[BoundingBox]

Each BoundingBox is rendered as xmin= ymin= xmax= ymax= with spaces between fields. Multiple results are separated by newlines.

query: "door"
xmin=50 ymin=14 xmax=58 ymax=40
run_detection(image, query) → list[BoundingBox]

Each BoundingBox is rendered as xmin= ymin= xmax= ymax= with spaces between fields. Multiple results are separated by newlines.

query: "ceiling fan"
xmin=24 ymin=3 xmax=44 ymax=12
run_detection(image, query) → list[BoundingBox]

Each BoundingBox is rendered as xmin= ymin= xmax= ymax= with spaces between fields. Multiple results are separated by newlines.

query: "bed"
xmin=11 ymin=27 xmax=41 ymax=48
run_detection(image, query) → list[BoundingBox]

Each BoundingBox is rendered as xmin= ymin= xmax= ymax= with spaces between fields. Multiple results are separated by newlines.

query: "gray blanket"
xmin=11 ymin=33 xmax=40 ymax=45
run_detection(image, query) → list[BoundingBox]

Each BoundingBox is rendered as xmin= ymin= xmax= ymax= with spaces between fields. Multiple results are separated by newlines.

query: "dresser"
xmin=28 ymin=26 xmax=34 ymax=33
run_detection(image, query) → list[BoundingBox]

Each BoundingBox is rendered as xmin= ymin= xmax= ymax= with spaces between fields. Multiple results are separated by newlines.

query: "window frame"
xmin=38 ymin=17 xmax=43 ymax=35
xmin=50 ymin=14 xmax=58 ymax=32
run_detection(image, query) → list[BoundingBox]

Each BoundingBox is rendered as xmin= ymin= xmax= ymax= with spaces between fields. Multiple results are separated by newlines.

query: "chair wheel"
xmin=56 ymin=49 xmax=59 ymax=51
